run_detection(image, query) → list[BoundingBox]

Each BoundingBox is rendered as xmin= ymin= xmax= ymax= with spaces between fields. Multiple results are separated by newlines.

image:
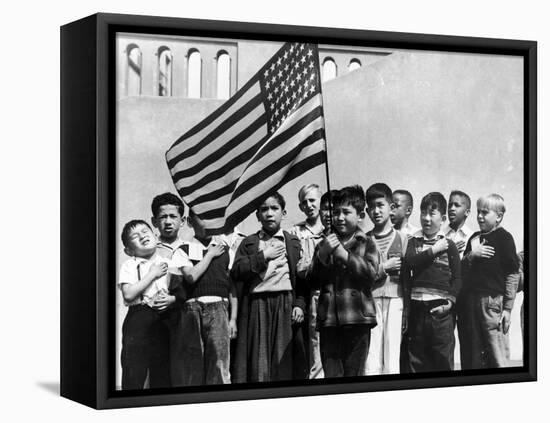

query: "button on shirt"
xmin=118 ymin=252 xmax=187 ymax=307
xmin=291 ymin=221 xmax=324 ymax=278
xmin=252 ymin=229 xmax=292 ymax=293
xmin=445 ymin=224 xmax=473 ymax=259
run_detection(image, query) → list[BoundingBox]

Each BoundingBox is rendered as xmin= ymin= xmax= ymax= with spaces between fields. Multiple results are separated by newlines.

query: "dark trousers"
xmin=319 ymin=325 xmax=371 ymax=377
xmin=457 ymin=293 xmax=510 ymax=369
xmin=121 ymin=305 xmax=170 ymax=390
xmin=407 ymin=300 xmax=455 ymax=373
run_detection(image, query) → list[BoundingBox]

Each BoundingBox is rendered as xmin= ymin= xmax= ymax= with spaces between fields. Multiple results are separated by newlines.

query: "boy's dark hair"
xmin=151 ymin=192 xmax=185 ymax=217
xmin=257 ymin=191 xmax=286 ymax=211
xmin=365 ymin=183 xmax=393 ymax=205
xmin=449 ymin=190 xmax=471 ymax=209
xmin=393 ymin=189 xmax=414 ymax=209
xmin=333 ymin=185 xmax=365 ymax=213
xmin=420 ymin=192 xmax=447 ymax=215
xmin=121 ymin=219 xmax=152 ymax=248
xmin=320 ymin=189 xmax=339 ymax=207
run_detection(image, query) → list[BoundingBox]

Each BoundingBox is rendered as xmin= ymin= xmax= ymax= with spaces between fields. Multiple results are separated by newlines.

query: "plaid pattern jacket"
xmin=309 ymin=229 xmax=379 ymax=328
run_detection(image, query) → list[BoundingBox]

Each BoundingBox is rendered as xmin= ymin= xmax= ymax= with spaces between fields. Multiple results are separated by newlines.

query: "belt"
xmin=186 ymin=296 xmax=228 ymax=304
xmin=412 ymin=299 xmax=449 ymax=309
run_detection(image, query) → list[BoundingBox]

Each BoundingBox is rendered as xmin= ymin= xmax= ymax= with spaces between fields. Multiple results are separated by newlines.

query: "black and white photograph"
xmin=8 ymin=0 xmax=548 ymax=420
xmin=113 ymin=27 xmax=529 ymax=392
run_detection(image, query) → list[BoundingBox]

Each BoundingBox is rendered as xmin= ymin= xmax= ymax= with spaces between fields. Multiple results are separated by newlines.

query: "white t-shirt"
xmin=118 ymin=252 xmax=187 ymax=307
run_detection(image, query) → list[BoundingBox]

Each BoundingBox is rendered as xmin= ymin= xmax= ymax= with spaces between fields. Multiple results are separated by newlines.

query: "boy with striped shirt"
xmin=365 ymin=183 xmax=408 ymax=375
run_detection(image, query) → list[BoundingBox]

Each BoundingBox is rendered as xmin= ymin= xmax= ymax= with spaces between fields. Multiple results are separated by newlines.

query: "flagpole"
xmin=316 ymin=51 xmax=334 ymax=234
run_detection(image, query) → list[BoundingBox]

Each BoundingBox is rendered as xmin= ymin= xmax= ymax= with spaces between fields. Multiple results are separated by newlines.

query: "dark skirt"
xmin=232 ymin=290 xmax=307 ymax=383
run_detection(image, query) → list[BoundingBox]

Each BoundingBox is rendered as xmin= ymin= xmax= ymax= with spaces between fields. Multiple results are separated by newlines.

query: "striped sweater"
xmin=402 ymin=233 xmax=462 ymax=303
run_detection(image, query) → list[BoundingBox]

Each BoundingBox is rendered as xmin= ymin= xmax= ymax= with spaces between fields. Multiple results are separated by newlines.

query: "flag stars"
xmin=307 ymin=49 xmax=313 ymax=57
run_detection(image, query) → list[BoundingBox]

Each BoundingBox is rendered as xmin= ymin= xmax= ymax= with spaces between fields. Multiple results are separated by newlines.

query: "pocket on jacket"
xmin=359 ymin=291 xmax=375 ymax=318
xmin=487 ymin=295 xmax=503 ymax=313
xmin=317 ymin=292 xmax=329 ymax=322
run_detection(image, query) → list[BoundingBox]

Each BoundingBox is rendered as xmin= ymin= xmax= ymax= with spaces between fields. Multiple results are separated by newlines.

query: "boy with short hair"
xmin=291 ymin=184 xmax=325 ymax=379
xmin=177 ymin=211 xmax=238 ymax=386
xmin=458 ymin=194 xmax=519 ymax=369
xmin=365 ymin=183 xmax=408 ymax=375
xmin=391 ymin=190 xmax=420 ymax=237
xmin=310 ymin=185 xmax=379 ymax=377
xmin=151 ymin=192 xmax=185 ymax=257
xmin=402 ymin=192 xmax=461 ymax=372
xmin=118 ymin=220 xmax=187 ymax=389
xmin=445 ymin=190 xmax=474 ymax=258
xmin=231 ymin=192 xmax=307 ymax=382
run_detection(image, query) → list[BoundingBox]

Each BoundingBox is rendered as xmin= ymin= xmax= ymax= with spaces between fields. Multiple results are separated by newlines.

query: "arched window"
xmin=158 ymin=47 xmax=172 ymax=96
xmin=322 ymin=57 xmax=337 ymax=82
xmin=348 ymin=59 xmax=361 ymax=72
xmin=216 ymin=51 xmax=231 ymax=100
xmin=126 ymin=44 xmax=142 ymax=96
xmin=187 ymin=49 xmax=202 ymax=98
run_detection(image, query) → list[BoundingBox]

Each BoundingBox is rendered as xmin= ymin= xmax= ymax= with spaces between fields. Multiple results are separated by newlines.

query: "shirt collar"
xmin=157 ymin=238 xmax=184 ymax=251
xmin=259 ymin=228 xmax=285 ymax=241
xmin=132 ymin=252 xmax=159 ymax=265
xmin=445 ymin=224 xmax=473 ymax=237
xmin=296 ymin=220 xmax=324 ymax=236
xmin=413 ymin=229 xmax=446 ymax=241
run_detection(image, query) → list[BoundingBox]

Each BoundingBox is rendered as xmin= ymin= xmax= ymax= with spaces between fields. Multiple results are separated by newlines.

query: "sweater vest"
xmin=180 ymin=244 xmax=231 ymax=299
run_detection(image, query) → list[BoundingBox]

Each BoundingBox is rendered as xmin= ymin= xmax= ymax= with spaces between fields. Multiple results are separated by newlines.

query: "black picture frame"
xmin=60 ymin=12 xmax=537 ymax=409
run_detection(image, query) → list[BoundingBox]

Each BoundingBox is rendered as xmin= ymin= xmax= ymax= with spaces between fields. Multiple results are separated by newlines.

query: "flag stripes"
xmin=166 ymin=42 xmax=327 ymax=235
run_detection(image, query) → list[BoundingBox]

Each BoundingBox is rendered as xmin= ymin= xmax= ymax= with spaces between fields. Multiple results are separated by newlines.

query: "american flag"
xmin=166 ymin=42 xmax=327 ymax=235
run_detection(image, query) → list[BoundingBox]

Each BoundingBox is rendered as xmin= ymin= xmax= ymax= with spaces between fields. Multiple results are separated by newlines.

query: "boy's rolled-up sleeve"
xmin=118 ymin=260 xmax=137 ymax=288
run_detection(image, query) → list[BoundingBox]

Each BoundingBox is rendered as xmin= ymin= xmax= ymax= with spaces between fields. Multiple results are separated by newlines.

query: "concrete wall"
xmin=322 ymin=50 xmax=524 ymax=247
xmin=115 ymin=46 xmax=524 ymax=386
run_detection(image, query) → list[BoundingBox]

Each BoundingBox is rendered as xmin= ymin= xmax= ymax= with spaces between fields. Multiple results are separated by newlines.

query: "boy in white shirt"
xmin=118 ymin=219 xmax=186 ymax=389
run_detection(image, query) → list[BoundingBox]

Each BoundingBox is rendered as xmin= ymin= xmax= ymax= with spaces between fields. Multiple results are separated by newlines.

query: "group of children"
xmin=118 ymin=184 xmax=522 ymax=389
